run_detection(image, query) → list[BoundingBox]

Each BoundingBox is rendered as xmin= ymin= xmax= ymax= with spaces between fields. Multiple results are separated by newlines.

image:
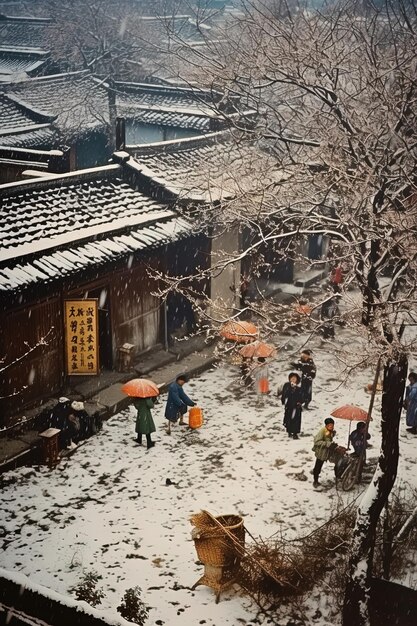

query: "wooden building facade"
xmin=0 ymin=157 xmax=209 ymax=424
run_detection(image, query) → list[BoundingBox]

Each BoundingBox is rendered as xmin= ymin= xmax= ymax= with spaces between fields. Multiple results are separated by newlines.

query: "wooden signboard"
xmin=64 ymin=299 xmax=99 ymax=375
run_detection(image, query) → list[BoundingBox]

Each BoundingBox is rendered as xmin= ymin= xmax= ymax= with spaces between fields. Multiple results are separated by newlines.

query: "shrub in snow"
xmin=117 ymin=586 xmax=149 ymax=624
xmin=70 ymin=570 xmax=104 ymax=606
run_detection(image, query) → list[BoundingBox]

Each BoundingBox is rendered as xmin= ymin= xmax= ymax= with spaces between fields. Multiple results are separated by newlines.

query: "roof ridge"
xmin=127 ymin=129 xmax=230 ymax=154
xmin=0 ymin=164 xmax=120 ymax=195
xmin=4 ymin=69 xmax=90 ymax=85
xmin=0 ymin=15 xmax=52 ymax=24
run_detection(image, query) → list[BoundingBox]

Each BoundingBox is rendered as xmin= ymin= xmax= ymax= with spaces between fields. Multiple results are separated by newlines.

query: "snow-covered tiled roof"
xmin=0 ymin=163 xmax=191 ymax=293
xmin=0 ymin=47 xmax=48 ymax=78
xmin=0 ymin=125 xmax=56 ymax=147
xmin=115 ymin=82 xmax=223 ymax=117
xmin=0 ymin=15 xmax=50 ymax=50
xmin=0 ymin=92 xmax=53 ymax=131
xmin=129 ymin=130 xmax=280 ymax=202
xmin=0 ymin=216 xmax=190 ymax=293
xmin=122 ymin=107 xmax=212 ymax=131
xmin=0 ymin=92 xmax=56 ymax=147
xmin=0 ymin=71 xmax=109 ymax=140
xmin=0 ymin=74 xmax=224 ymax=142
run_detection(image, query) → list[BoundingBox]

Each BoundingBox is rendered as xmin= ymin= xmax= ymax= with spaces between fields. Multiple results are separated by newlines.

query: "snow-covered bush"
xmin=69 ymin=570 xmax=104 ymax=606
xmin=117 ymin=586 xmax=149 ymax=624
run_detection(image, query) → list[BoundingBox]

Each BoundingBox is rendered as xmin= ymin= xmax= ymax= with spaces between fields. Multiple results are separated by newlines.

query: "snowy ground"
xmin=1 ymin=325 xmax=417 ymax=626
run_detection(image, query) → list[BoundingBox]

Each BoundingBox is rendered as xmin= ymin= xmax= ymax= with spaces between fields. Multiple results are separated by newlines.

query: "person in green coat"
xmin=133 ymin=397 xmax=156 ymax=449
xmin=312 ymin=417 xmax=339 ymax=487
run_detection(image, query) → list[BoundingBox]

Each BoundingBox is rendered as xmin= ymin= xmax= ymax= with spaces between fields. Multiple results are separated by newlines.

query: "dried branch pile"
xmin=237 ymin=505 xmax=357 ymax=607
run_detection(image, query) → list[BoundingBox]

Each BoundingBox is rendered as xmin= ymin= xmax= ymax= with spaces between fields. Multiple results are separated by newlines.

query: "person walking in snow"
xmin=281 ymin=372 xmax=303 ymax=439
xmin=252 ymin=357 xmax=270 ymax=400
xmin=164 ymin=374 xmax=196 ymax=434
xmin=133 ymin=396 xmax=156 ymax=449
xmin=329 ymin=264 xmax=343 ymax=293
xmin=291 ymin=349 xmax=316 ymax=409
xmin=312 ymin=417 xmax=342 ymax=488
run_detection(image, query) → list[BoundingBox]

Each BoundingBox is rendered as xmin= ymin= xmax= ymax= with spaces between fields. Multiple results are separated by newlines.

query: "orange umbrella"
xmin=122 ymin=378 xmax=160 ymax=398
xmin=219 ymin=320 xmax=258 ymax=343
xmin=330 ymin=405 xmax=368 ymax=421
xmin=239 ymin=340 xmax=277 ymax=359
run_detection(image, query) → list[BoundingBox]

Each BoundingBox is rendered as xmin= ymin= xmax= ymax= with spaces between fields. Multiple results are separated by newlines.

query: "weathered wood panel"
xmin=110 ymin=260 xmax=161 ymax=357
xmin=0 ymin=297 xmax=63 ymax=422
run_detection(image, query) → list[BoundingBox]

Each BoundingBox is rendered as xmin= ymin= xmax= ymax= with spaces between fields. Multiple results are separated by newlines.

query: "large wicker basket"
xmin=191 ymin=512 xmax=245 ymax=568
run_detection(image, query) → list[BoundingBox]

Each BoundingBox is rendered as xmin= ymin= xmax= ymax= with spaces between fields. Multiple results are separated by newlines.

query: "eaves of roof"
xmin=0 ymin=162 xmax=195 ymax=295
xmin=0 ymin=215 xmax=191 ymax=295
xmin=0 ymin=126 xmax=56 ymax=148
xmin=126 ymin=129 xmax=283 ymax=204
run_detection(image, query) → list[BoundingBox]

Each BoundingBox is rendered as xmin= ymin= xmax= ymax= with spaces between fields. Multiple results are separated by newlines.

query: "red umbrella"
xmin=331 ymin=404 xmax=370 ymax=448
xmin=219 ymin=320 xmax=258 ymax=343
xmin=122 ymin=378 xmax=160 ymax=398
xmin=239 ymin=340 xmax=277 ymax=359
xmin=330 ymin=405 xmax=368 ymax=421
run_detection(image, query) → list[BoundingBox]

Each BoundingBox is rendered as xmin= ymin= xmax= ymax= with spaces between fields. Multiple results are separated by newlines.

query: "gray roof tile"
xmin=1 ymin=72 xmax=109 ymax=140
xmin=1 ymin=74 xmax=221 ymax=142
xmin=0 ymin=16 xmax=51 ymax=49
xmin=0 ymin=47 xmax=48 ymax=77
xmin=0 ymin=164 xmax=191 ymax=293
xmin=131 ymin=131 xmax=278 ymax=202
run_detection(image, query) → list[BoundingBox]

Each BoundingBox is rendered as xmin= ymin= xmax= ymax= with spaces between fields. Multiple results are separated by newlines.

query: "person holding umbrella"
xmin=349 ymin=421 xmax=371 ymax=457
xmin=133 ymin=396 xmax=157 ymax=449
xmin=164 ymin=374 xmax=196 ymax=435
xmin=121 ymin=378 xmax=160 ymax=449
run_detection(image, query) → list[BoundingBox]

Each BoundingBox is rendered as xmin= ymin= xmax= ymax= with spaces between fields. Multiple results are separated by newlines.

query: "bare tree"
xmin=154 ymin=1 xmax=417 ymax=622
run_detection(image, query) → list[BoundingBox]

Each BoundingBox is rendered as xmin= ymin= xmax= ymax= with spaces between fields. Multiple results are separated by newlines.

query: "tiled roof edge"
xmin=3 ymin=69 xmax=90 ymax=86
xmin=0 ymin=163 xmax=120 ymax=195
xmin=0 ymin=208 xmax=174 ymax=264
xmin=1 ymin=92 xmax=56 ymax=121
xmin=0 ymin=47 xmax=49 ymax=58
xmin=0 ymin=122 xmax=52 ymax=137
xmin=0 ymin=15 xmax=52 ymax=24
xmin=113 ymin=79 xmax=224 ymax=101
xmin=126 ymin=129 xmax=229 ymax=154
xmin=0 ymin=145 xmax=63 ymax=157
xmin=120 ymin=155 xmax=206 ymax=204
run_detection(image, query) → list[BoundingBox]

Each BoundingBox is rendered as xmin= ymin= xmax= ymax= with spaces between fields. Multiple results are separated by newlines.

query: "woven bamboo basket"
xmin=191 ymin=513 xmax=245 ymax=568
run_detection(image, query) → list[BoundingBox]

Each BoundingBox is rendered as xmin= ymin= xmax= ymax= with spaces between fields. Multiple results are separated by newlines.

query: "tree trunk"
xmin=342 ymin=355 xmax=407 ymax=626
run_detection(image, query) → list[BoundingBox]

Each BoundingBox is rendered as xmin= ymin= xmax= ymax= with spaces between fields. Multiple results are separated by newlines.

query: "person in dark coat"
xmin=349 ymin=421 xmax=371 ymax=456
xmin=320 ymin=296 xmax=338 ymax=339
xmin=291 ymin=349 xmax=317 ymax=409
xmin=68 ymin=400 xmax=91 ymax=441
xmin=281 ymin=372 xmax=303 ymax=439
xmin=48 ymin=397 xmax=71 ymax=450
xmin=133 ymin=397 xmax=156 ymax=449
xmin=404 ymin=372 xmax=417 ymax=434
xmin=164 ymin=374 xmax=196 ymax=434
xmin=65 ymin=400 xmax=89 ymax=450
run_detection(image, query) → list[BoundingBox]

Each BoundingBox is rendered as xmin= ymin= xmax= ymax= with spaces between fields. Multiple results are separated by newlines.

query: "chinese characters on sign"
xmin=64 ymin=300 xmax=99 ymax=375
